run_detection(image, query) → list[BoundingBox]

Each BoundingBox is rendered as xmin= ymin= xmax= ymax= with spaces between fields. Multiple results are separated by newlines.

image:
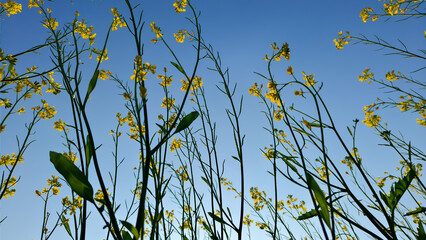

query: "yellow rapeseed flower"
xmin=1 ymin=0 xmax=22 ymax=17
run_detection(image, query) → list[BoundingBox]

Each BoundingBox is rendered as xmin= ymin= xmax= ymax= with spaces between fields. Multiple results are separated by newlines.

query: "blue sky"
xmin=0 ymin=0 xmax=425 ymax=239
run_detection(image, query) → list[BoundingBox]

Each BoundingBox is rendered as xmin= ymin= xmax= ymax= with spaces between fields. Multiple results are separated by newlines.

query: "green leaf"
xmin=386 ymin=165 xmax=416 ymax=211
xmin=297 ymin=209 xmax=317 ymax=220
xmin=279 ymin=154 xmax=298 ymax=173
xmin=208 ymin=212 xmax=226 ymax=225
xmin=61 ymin=215 xmax=72 ymax=237
xmin=120 ymin=220 xmax=139 ymax=239
xmin=346 ymin=126 xmax=353 ymax=136
xmin=85 ymin=135 xmax=93 ymax=166
xmin=7 ymin=61 xmax=15 ymax=75
xmin=417 ymin=222 xmax=426 ymax=240
xmin=380 ymin=191 xmax=391 ymax=209
xmin=83 ymin=69 xmax=99 ymax=106
xmin=201 ymin=176 xmax=210 ymax=185
xmin=175 ymin=111 xmax=199 ymax=134
xmin=202 ymin=222 xmax=211 ymax=233
xmin=392 ymin=166 xmax=415 ymax=208
xmin=50 ymin=151 xmax=94 ymax=203
xmin=306 ymin=173 xmax=330 ymax=228
xmin=170 ymin=61 xmax=184 ymax=74
xmin=156 ymin=123 xmax=168 ymax=134
xmin=405 ymin=207 xmax=426 ymax=216
xmin=121 ymin=230 xmax=132 ymax=240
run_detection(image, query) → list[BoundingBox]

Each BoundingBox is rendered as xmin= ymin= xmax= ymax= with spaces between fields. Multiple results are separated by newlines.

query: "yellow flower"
xmin=38 ymin=99 xmax=57 ymax=119
xmin=286 ymin=66 xmax=294 ymax=75
xmin=359 ymin=7 xmax=373 ymax=23
xmin=302 ymin=71 xmax=316 ymax=87
xmin=53 ymin=119 xmax=66 ymax=132
xmin=174 ymin=29 xmax=189 ymax=43
xmin=157 ymin=74 xmax=173 ymax=87
xmin=248 ymin=82 xmax=262 ymax=97
xmin=333 ymin=31 xmax=350 ymax=50
xmin=358 ymin=67 xmax=374 ymax=83
xmin=181 ymin=76 xmax=203 ymax=93
xmin=74 ymin=20 xmax=96 ymax=45
xmin=99 ymin=69 xmax=112 ymax=80
xmin=42 ymin=17 xmax=59 ymax=30
xmin=149 ymin=22 xmax=163 ymax=39
xmin=169 ymin=137 xmax=182 ymax=152
xmin=173 ymin=0 xmax=188 ymax=13
xmin=294 ymin=89 xmax=303 ymax=96
xmin=111 ymin=7 xmax=127 ymax=31
xmin=95 ymin=188 xmax=110 ymax=205
xmin=385 ymin=70 xmax=399 ymax=81
xmin=16 ymin=107 xmax=25 ymax=114
xmin=28 ymin=0 xmax=39 ymax=8
xmin=161 ymin=97 xmax=175 ymax=110
xmin=265 ymin=81 xmax=281 ymax=105
xmin=96 ymin=49 xmax=108 ymax=63
xmin=0 ymin=0 xmax=22 ymax=17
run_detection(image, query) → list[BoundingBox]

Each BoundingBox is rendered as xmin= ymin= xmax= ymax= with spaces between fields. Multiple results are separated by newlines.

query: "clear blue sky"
xmin=1 ymin=0 xmax=424 ymax=239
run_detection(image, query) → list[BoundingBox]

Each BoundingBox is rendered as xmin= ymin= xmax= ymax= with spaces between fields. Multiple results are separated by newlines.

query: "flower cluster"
xmin=174 ymin=29 xmax=189 ymax=43
xmin=74 ymin=19 xmax=96 ymax=45
xmin=250 ymin=187 xmax=266 ymax=211
xmin=131 ymin=55 xmax=156 ymax=82
xmin=362 ymin=103 xmax=381 ymax=127
xmin=35 ymin=175 xmax=62 ymax=197
xmin=0 ymin=153 xmax=23 ymax=166
xmin=265 ymin=81 xmax=281 ymax=105
xmin=173 ymin=0 xmax=188 ymax=13
xmin=181 ymin=76 xmax=203 ymax=93
xmin=302 ymin=71 xmax=316 ymax=87
xmin=111 ymin=7 xmax=126 ymax=31
xmin=1 ymin=176 xmax=17 ymax=198
xmin=94 ymin=188 xmax=110 ymax=205
xmin=62 ymin=195 xmax=83 ymax=215
xmin=175 ymin=165 xmax=188 ymax=182
xmin=33 ymin=99 xmax=57 ymax=119
xmin=149 ymin=22 xmax=163 ymax=39
xmin=270 ymin=42 xmax=290 ymax=62
xmin=333 ymin=31 xmax=351 ymax=50
xmin=169 ymin=137 xmax=182 ymax=152
xmin=358 ymin=67 xmax=374 ymax=84
xmin=248 ymin=82 xmax=262 ymax=97
xmin=158 ymin=72 xmax=173 ymax=87
xmin=0 ymin=0 xmax=21 ymax=17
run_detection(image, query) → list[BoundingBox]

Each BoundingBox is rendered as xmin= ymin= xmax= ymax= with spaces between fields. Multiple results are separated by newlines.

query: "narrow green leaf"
xmin=201 ymin=176 xmax=210 ymax=185
xmin=83 ymin=69 xmax=99 ymax=106
xmin=306 ymin=173 xmax=330 ymax=228
xmin=279 ymin=154 xmax=298 ymax=173
xmin=208 ymin=212 xmax=226 ymax=225
xmin=417 ymin=222 xmax=426 ymax=240
xmin=346 ymin=126 xmax=353 ymax=136
xmin=156 ymin=123 xmax=168 ymax=134
xmin=120 ymin=220 xmax=139 ymax=239
xmin=175 ymin=111 xmax=199 ymax=134
xmin=85 ymin=135 xmax=93 ymax=166
xmin=7 ymin=61 xmax=15 ymax=75
xmin=405 ymin=207 xmax=426 ymax=216
xmin=170 ymin=61 xmax=184 ymax=74
xmin=202 ymin=222 xmax=211 ymax=232
xmin=61 ymin=215 xmax=72 ymax=237
xmin=50 ymin=151 xmax=94 ymax=203
xmin=297 ymin=209 xmax=317 ymax=220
